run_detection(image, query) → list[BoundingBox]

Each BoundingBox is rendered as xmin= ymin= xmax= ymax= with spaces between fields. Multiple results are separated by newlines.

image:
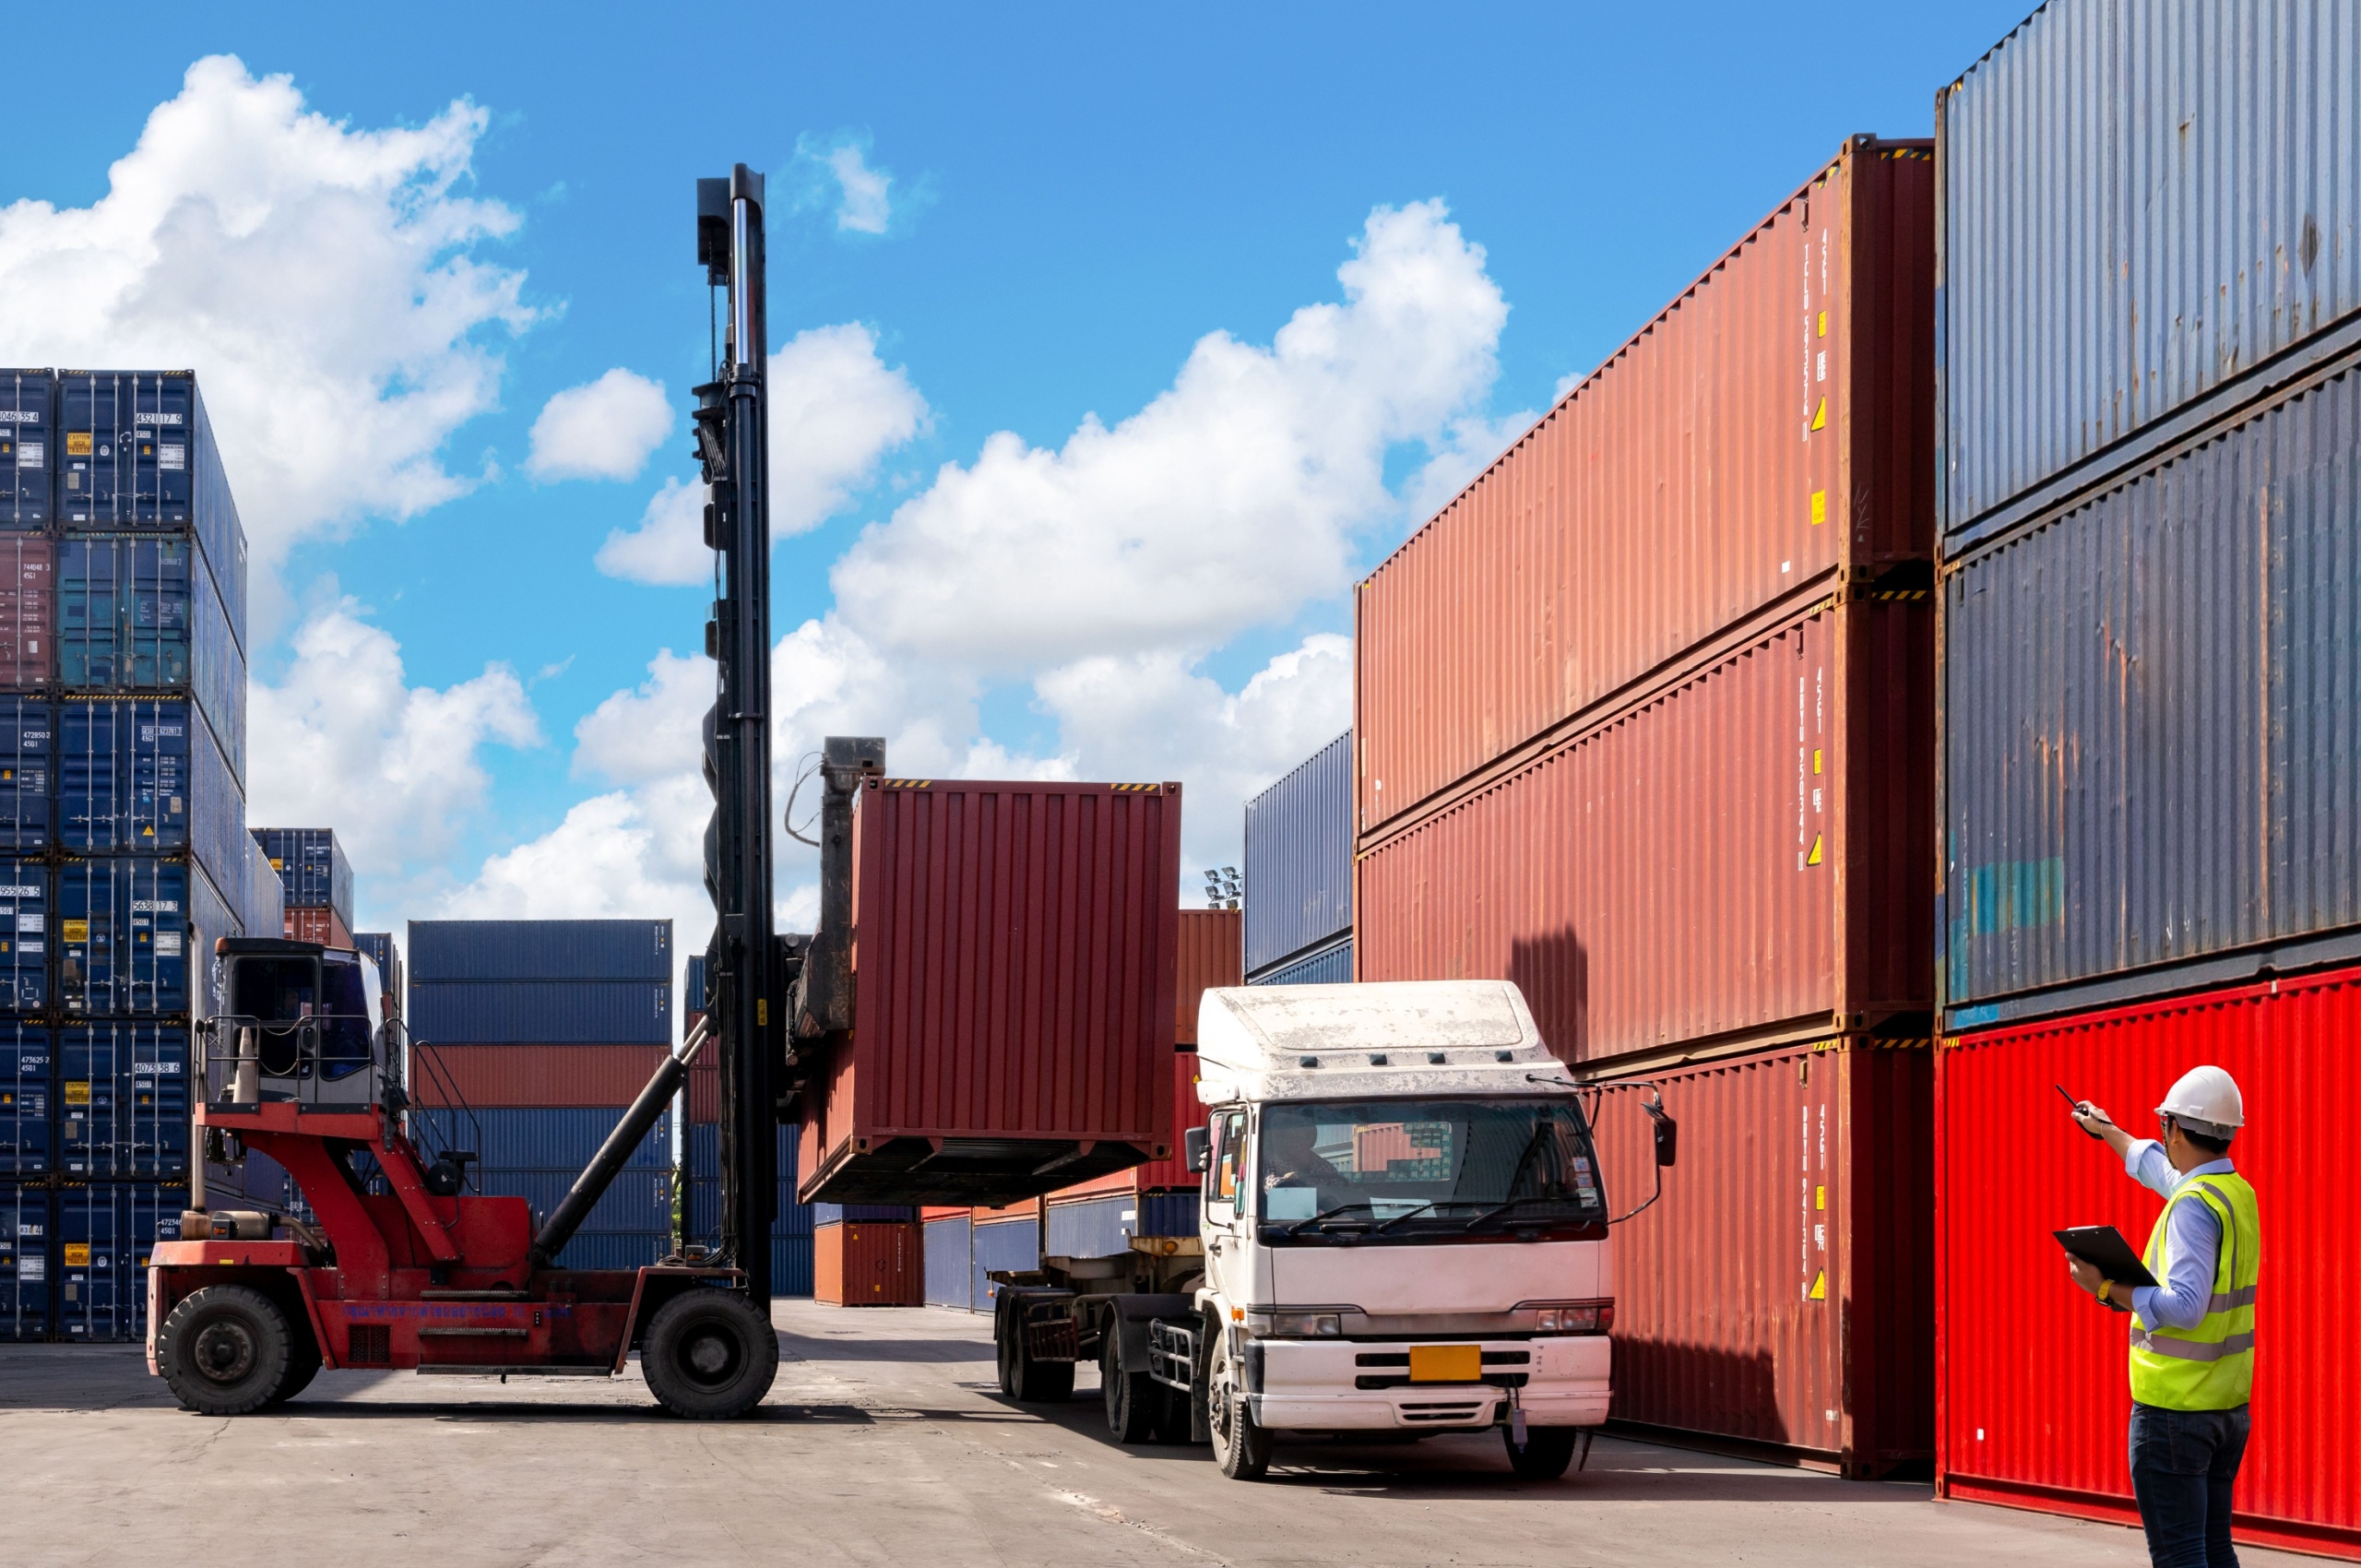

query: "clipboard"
xmin=2054 ymin=1226 xmax=2158 ymax=1311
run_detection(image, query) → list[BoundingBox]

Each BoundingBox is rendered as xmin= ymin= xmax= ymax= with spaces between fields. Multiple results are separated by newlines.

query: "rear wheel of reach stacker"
xmin=266 ymin=1324 xmax=323 ymax=1408
xmin=642 ymin=1289 xmax=781 ymax=1420
xmin=155 ymin=1285 xmax=293 ymax=1417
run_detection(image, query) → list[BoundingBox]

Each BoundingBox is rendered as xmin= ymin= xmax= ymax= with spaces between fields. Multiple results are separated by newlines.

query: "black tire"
xmin=642 ymin=1289 xmax=780 ymax=1420
xmin=1010 ymin=1325 xmax=1075 ymax=1404
xmin=994 ymin=1301 xmax=1019 ymax=1396
xmin=267 ymin=1325 xmax=323 ymax=1407
xmin=1208 ymin=1336 xmax=1272 ymax=1480
xmin=1503 ymin=1424 xmax=1581 ymax=1479
xmin=1102 ymin=1328 xmax=1160 ymax=1443
xmin=156 ymin=1285 xmax=291 ymax=1416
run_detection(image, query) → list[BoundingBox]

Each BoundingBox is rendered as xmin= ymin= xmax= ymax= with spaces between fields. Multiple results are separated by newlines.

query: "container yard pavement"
xmin=0 ymin=1302 xmax=2313 ymax=1568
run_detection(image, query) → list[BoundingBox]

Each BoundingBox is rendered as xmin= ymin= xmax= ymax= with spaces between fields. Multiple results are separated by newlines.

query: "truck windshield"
xmin=1258 ymin=1098 xmax=1604 ymax=1232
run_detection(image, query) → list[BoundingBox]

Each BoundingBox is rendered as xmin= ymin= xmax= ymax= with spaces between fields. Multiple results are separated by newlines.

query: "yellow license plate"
xmin=1408 ymin=1344 xmax=1481 ymax=1383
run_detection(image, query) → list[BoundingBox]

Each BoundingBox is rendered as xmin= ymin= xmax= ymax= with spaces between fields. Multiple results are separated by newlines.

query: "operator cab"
xmin=208 ymin=937 xmax=388 ymax=1108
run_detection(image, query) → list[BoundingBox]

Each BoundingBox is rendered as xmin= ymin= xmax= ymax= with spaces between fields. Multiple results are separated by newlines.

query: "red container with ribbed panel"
xmin=410 ymin=1045 xmax=674 ymax=1109
xmin=1356 ymin=137 xmax=1933 ymax=835
xmin=1357 ymin=595 xmax=1931 ymax=1067
xmin=1591 ymin=1039 xmax=1932 ymax=1472
xmin=284 ymin=906 xmax=354 ymax=948
xmin=1938 ymin=969 xmax=2361 ymax=1560
xmin=814 ymin=1221 xmax=922 ymax=1307
xmin=0 ymin=537 xmax=53 ymax=687
xmin=797 ymin=778 xmax=1182 ymax=1206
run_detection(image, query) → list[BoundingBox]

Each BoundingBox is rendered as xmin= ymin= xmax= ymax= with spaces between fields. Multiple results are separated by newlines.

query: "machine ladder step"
xmin=418 ymin=1326 xmax=531 ymax=1339
xmin=415 ymin=1364 xmax=614 ymax=1378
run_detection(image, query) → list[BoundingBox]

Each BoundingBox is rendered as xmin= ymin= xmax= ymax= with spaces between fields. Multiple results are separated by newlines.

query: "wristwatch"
xmin=2096 ymin=1278 xmax=2115 ymax=1302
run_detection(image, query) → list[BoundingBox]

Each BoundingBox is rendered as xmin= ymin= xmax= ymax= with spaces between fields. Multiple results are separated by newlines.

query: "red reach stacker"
xmin=148 ymin=163 xmax=794 ymax=1420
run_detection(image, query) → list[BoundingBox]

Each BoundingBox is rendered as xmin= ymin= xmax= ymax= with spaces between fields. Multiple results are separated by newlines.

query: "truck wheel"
xmin=267 ymin=1326 xmax=323 ymax=1407
xmin=994 ymin=1303 xmax=1018 ymax=1396
xmin=1502 ymin=1424 xmax=1580 ymax=1479
xmin=1101 ymin=1330 xmax=1160 ymax=1443
xmin=643 ymin=1289 xmax=780 ymax=1420
xmin=156 ymin=1285 xmax=291 ymax=1416
xmin=1208 ymin=1336 xmax=1272 ymax=1479
xmin=1010 ymin=1324 xmax=1075 ymax=1404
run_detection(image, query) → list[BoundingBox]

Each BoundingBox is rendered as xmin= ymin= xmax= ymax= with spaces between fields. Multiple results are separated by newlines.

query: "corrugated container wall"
xmin=245 ymin=837 xmax=283 ymax=950
xmin=1242 ymin=732 xmax=1352 ymax=975
xmin=814 ymin=1222 xmax=921 ymax=1307
xmin=1359 ymin=599 xmax=1932 ymax=1066
xmin=1250 ymin=938 xmax=1352 ymax=987
xmin=1357 ymin=138 xmax=1933 ymax=834
xmin=284 ymin=908 xmax=354 ymax=948
xmin=409 ymin=1045 xmax=672 ymax=1108
xmin=1938 ymin=0 xmax=2361 ymax=547
xmin=57 ymin=537 xmax=243 ymax=784
xmin=1596 ymin=1041 xmax=1932 ymax=1472
xmin=254 ymin=828 xmax=351 ymax=927
xmin=0 ymin=1180 xmax=46 ymax=1339
xmin=351 ymin=932 xmax=398 ymax=1016
xmin=1938 ymin=968 xmax=2360 ymax=1560
xmin=1940 ymin=356 xmax=2361 ymax=1026
xmin=1 ymin=1025 xmax=48 ymax=1174
xmin=408 ymin=919 xmax=670 ymax=982
xmin=0 ymin=540 xmax=55 ymax=689
xmin=0 ymin=371 xmax=53 ymax=528
xmin=408 ymin=981 xmax=670 ymax=1046
xmin=1172 ymin=908 xmax=1240 ymax=1048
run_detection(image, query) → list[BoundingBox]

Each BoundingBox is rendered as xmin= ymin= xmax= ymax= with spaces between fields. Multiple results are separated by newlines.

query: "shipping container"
xmin=0 ymin=699 xmax=53 ymax=854
xmin=407 ymin=980 xmax=670 ymax=1046
xmin=1174 ymin=908 xmax=1240 ymax=1047
xmin=1050 ymin=1051 xmax=1204 ymax=1202
xmin=682 ymin=1123 xmax=815 ymax=1245
xmin=60 ymin=701 xmax=244 ymax=911
xmin=1938 ymin=0 xmax=2361 ymax=548
xmin=351 ymin=932 xmax=399 ymax=1016
xmin=58 ymin=537 xmax=244 ymax=783
xmin=1941 ymin=355 xmax=2361 ymax=1027
xmin=1358 ymin=139 xmax=1934 ymax=834
xmin=1359 ymin=597 xmax=1932 ymax=1067
xmin=283 ymin=907 xmax=354 ymax=948
xmin=1243 ymin=732 xmax=1352 ymax=975
xmin=814 ymin=1221 xmax=921 ymax=1307
xmin=409 ymin=1043 xmax=671 ymax=1109
xmin=468 ymin=1167 xmax=672 ymax=1237
xmin=797 ymin=779 xmax=1181 ymax=1205
xmin=544 ymin=1232 xmax=671 ymax=1272
xmin=53 ymin=373 xmax=247 ymax=649
xmin=1589 ymin=1039 xmax=1931 ymax=1473
xmin=1044 ymin=1190 xmax=1194 ymax=1261
xmin=58 ymin=859 xmax=235 ymax=1017
xmin=0 ymin=370 xmax=53 ymax=528
xmin=53 ymin=1181 xmax=184 ymax=1342
xmin=252 ymin=828 xmax=352 ymax=926
xmin=0 ymin=1024 xmax=48 ymax=1175
xmin=1938 ymin=967 xmax=2360 ymax=1559
xmin=0 ymin=1181 xmax=48 ymax=1341
xmin=1250 ymin=937 xmax=1352 ymax=987
xmin=0 ymin=861 xmax=48 ymax=1014
xmin=683 ymin=953 xmax=706 ymax=1017
xmin=205 ymin=1145 xmax=295 ymax=1214
xmin=0 ymin=539 xmax=54 ymax=689
xmin=55 ymin=1023 xmax=187 ymax=1178
xmin=922 ymin=1212 xmax=972 ymax=1310
xmin=244 ymin=837 xmax=282 ymax=951
xmin=408 ymin=1107 xmax=671 ymax=1172
xmin=772 ymin=1235 xmax=813 ymax=1298
xmin=970 ymin=1215 xmax=1039 ymax=1315
xmin=407 ymin=918 xmax=670 ymax=982
xmin=814 ymin=1203 xmax=916 ymax=1225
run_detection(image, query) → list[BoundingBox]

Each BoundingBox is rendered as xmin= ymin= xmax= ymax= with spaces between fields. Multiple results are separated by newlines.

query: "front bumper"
xmin=1250 ymin=1335 xmax=1610 ymax=1432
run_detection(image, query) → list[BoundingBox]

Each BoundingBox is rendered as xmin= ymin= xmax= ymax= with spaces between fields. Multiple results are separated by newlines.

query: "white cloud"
xmin=0 ymin=54 xmax=533 ymax=571
xmin=831 ymin=200 xmax=1506 ymax=674
xmin=1402 ymin=408 xmax=1535 ymax=525
xmin=822 ymin=143 xmax=893 ymax=234
xmin=526 ymin=368 xmax=672 ymax=482
xmin=593 ymin=323 xmax=923 ymax=584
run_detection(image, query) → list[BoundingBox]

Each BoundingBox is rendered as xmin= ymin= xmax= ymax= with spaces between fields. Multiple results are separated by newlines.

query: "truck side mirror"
xmin=1183 ymin=1125 xmax=1210 ymax=1174
xmin=1643 ymin=1093 xmax=1678 ymax=1167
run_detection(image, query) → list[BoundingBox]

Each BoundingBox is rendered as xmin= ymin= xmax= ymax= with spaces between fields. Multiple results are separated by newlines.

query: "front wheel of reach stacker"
xmin=156 ymin=1285 xmax=293 ymax=1416
xmin=643 ymin=1289 xmax=780 ymax=1420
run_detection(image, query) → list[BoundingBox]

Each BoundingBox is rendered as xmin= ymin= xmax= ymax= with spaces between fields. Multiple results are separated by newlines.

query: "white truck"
xmin=990 ymin=980 xmax=1676 ymax=1479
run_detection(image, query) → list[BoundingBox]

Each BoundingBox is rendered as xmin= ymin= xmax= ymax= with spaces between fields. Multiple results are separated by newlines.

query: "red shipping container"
xmin=284 ymin=906 xmax=353 ymax=948
xmin=1591 ymin=1039 xmax=1932 ymax=1473
xmin=409 ymin=1044 xmax=674 ymax=1109
xmin=1357 ymin=596 xmax=1931 ymax=1067
xmin=1938 ymin=968 xmax=2361 ymax=1561
xmin=0 ymin=537 xmax=53 ymax=687
xmin=1357 ymin=137 xmax=1933 ymax=834
xmin=797 ymin=778 xmax=1181 ymax=1206
xmin=815 ymin=1221 xmax=921 ymax=1307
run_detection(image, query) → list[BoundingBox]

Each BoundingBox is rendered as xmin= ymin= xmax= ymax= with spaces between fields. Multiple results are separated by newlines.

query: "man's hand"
xmin=2067 ymin=1255 xmax=2105 ymax=1294
xmin=2072 ymin=1101 xmax=2134 ymax=1158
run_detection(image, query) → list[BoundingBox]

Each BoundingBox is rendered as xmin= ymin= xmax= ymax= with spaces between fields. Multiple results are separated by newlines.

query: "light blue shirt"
xmin=2122 ymin=1141 xmax=2236 ymax=1332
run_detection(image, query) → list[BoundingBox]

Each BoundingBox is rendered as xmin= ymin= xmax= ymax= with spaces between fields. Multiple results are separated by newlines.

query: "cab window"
xmin=1207 ymin=1111 xmax=1246 ymax=1210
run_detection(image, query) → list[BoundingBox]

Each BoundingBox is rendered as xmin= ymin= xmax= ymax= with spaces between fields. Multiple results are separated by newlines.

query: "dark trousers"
xmin=2129 ymin=1402 xmax=2250 ymax=1568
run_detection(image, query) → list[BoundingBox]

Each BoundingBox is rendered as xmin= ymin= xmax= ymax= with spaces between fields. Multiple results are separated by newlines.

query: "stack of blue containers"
xmin=0 ymin=371 xmax=278 ymax=1342
xmin=409 ymin=920 xmax=676 ymax=1270
xmin=678 ymin=953 xmax=821 ymax=1294
xmin=1243 ymin=731 xmax=1354 ymax=985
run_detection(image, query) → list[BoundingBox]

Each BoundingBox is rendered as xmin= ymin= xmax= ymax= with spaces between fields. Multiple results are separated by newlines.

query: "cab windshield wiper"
xmin=1458 ymin=1195 xmax=1596 ymax=1232
xmin=1370 ymin=1201 xmax=1445 ymax=1234
xmin=1280 ymin=1201 xmax=1377 ymax=1236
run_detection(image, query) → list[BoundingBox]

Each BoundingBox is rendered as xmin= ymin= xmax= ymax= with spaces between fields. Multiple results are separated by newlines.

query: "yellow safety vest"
xmin=2129 ymin=1170 xmax=2259 ymax=1411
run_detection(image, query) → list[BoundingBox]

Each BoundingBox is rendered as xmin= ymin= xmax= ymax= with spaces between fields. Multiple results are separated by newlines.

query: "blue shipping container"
xmin=206 ymin=1146 xmax=296 ymax=1213
xmin=408 ymin=919 xmax=672 ymax=983
xmin=246 ymin=837 xmax=283 ymax=946
xmin=773 ymin=1235 xmax=814 ymax=1298
xmin=1248 ymin=936 xmax=1352 ymax=988
xmin=475 ymin=1167 xmax=672 ymax=1236
xmin=923 ymin=1215 xmax=972 ymax=1310
xmin=683 ymin=1122 xmax=813 ymax=1243
xmin=61 ymin=700 xmax=244 ymax=896
xmin=0 ymin=1182 xmax=47 ymax=1340
xmin=684 ymin=953 xmax=706 ymax=1016
xmin=549 ymin=1232 xmax=671 ymax=1271
xmin=0 ymin=370 xmax=53 ymax=528
xmin=57 ymin=536 xmax=244 ymax=784
xmin=253 ymin=828 xmax=351 ymax=925
xmin=409 ymin=980 xmax=671 ymax=1046
xmin=0 ymin=698 xmax=50 ymax=850
xmin=59 ymin=859 xmax=237 ymax=1016
xmin=409 ymin=1106 xmax=671 ymax=1172
xmin=53 ymin=1181 xmax=184 ymax=1342
xmin=56 ymin=1023 xmax=188 ymax=1179
xmin=971 ymin=1217 xmax=1038 ymax=1315
xmin=1043 ymin=1190 xmax=1195 ymax=1262
xmin=0 ymin=861 xmax=48 ymax=1013
xmin=352 ymin=932 xmax=398 ymax=1012
xmin=0 ymin=1025 xmax=48 ymax=1175
xmin=1243 ymin=731 xmax=1353 ymax=976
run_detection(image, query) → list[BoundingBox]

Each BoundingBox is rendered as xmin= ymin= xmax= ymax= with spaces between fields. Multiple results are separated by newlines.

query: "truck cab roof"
xmin=1193 ymin=980 xmax=1573 ymax=1106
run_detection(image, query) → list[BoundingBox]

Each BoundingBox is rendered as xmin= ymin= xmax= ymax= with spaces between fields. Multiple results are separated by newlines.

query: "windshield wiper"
xmin=1281 ymin=1201 xmax=1377 ymax=1236
xmin=1370 ymin=1201 xmax=1448 ymax=1234
xmin=1459 ymin=1195 xmax=1597 ymax=1231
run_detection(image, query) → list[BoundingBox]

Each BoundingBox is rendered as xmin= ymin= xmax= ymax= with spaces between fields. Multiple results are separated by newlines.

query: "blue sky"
xmin=0 ymin=2 xmax=2030 ymax=945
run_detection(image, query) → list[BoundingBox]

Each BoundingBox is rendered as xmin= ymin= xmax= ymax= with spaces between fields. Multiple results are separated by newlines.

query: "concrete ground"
xmin=0 ymin=1301 xmax=2310 ymax=1568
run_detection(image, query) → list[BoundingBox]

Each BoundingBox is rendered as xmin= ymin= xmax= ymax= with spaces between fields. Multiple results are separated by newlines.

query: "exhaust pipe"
xmin=528 ymin=1018 xmax=711 ymax=1270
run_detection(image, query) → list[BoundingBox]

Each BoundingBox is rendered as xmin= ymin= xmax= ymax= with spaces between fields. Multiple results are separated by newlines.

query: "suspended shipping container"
xmin=57 ymin=536 xmax=244 ymax=782
xmin=1938 ymin=967 xmax=2360 ymax=1560
xmin=55 ymin=1022 xmax=187 ymax=1178
xmin=1358 ymin=138 xmax=1933 ymax=834
xmin=0 ymin=1024 xmax=48 ymax=1175
xmin=408 ymin=980 xmax=670 ymax=1046
xmin=0 ymin=370 xmax=53 ymax=528
xmin=797 ymin=778 xmax=1181 ymax=1205
xmin=0 ymin=1181 xmax=48 ymax=1341
xmin=407 ymin=917 xmax=670 ymax=982
xmin=814 ymin=1221 xmax=920 ymax=1307
xmin=1243 ymin=732 xmax=1352 ymax=976
xmin=0 ymin=539 xmax=54 ymax=689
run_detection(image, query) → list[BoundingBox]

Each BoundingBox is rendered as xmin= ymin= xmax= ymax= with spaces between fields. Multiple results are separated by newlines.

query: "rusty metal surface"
xmin=1938 ymin=967 xmax=2360 ymax=1559
xmin=1357 ymin=138 xmax=1932 ymax=835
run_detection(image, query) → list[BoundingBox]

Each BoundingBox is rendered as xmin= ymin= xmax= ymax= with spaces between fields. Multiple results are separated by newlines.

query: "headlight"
xmin=1532 ymin=1301 xmax=1613 ymax=1334
xmin=1267 ymin=1311 xmax=1343 ymax=1337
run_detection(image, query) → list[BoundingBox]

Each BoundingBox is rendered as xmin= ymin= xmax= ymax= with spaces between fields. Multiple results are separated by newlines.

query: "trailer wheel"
xmin=1207 ymin=1336 xmax=1272 ymax=1479
xmin=999 ymin=1293 xmax=1074 ymax=1403
xmin=156 ymin=1285 xmax=291 ymax=1416
xmin=1502 ymin=1424 xmax=1580 ymax=1479
xmin=642 ymin=1289 xmax=780 ymax=1420
xmin=1101 ymin=1329 xmax=1160 ymax=1443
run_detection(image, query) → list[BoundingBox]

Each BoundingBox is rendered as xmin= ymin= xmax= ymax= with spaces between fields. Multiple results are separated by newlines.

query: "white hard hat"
xmin=2156 ymin=1065 xmax=2243 ymax=1140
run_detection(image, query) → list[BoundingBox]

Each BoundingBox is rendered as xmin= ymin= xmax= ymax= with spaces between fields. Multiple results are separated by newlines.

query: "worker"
xmin=1262 ymin=1118 xmax=1348 ymax=1203
xmin=2068 ymin=1067 xmax=2260 ymax=1568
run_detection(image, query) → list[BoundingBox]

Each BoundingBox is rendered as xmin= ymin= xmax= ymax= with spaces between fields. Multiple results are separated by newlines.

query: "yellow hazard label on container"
xmin=1815 ymin=1184 xmax=1825 ymax=1211
xmin=66 ymin=433 xmax=91 ymax=456
xmin=1810 ymin=489 xmax=1826 ymax=526
xmin=1809 ymin=1270 xmax=1826 ymax=1301
xmin=63 ymin=921 xmax=87 ymax=944
xmin=65 ymin=1243 xmax=89 ymax=1267
xmin=1806 ymin=834 xmax=1823 ymax=866
xmin=1818 ymin=311 xmax=1828 ymax=338
xmin=1812 ymin=748 xmax=1822 ymax=775
xmin=64 ymin=1082 xmax=89 ymax=1106
xmin=1809 ymin=398 xmax=1827 ymax=432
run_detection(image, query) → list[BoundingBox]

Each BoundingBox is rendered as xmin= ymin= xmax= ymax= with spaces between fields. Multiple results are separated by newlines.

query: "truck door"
xmin=1204 ymin=1109 xmax=1249 ymax=1302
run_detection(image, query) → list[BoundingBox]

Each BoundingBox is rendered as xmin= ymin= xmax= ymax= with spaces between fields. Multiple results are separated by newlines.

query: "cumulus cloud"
xmin=526 ymin=368 xmax=672 ymax=481
xmin=0 ymin=54 xmax=533 ymax=569
xmin=593 ymin=476 xmax=708 ymax=587
xmin=804 ymin=137 xmax=894 ymax=235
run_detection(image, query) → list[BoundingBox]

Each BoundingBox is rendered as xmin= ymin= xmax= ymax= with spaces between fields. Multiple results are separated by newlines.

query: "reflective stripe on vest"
xmin=2129 ymin=1171 xmax=2260 ymax=1411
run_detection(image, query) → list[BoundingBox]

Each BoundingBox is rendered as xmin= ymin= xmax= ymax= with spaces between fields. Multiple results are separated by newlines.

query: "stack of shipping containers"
xmin=1934 ymin=6 xmax=2358 ymax=1555
xmin=409 ymin=920 xmax=675 ymax=1271
xmin=255 ymin=827 xmax=351 ymax=946
xmin=1243 ymin=735 xmax=1352 ymax=984
xmin=681 ymin=952 xmax=817 ymax=1296
xmin=1352 ymin=139 xmax=1939 ymax=1475
xmin=0 ymin=370 xmax=267 ymax=1343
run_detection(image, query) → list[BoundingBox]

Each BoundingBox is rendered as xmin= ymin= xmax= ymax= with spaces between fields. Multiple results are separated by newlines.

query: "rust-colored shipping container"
xmin=797 ymin=778 xmax=1181 ymax=1206
xmin=1590 ymin=1039 xmax=1932 ymax=1474
xmin=1356 ymin=137 xmax=1933 ymax=834
xmin=284 ymin=906 xmax=353 ymax=948
xmin=1938 ymin=968 xmax=2360 ymax=1561
xmin=1357 ymin=595 xmax=1931 ymax=1067
xmin=409 ymin=1044 xmax=674 ymax=1110
xmin=0 ymin=537 xmax=53 ymax=688
xmin=814 ymin=1220 xmax=922 ymax=1307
